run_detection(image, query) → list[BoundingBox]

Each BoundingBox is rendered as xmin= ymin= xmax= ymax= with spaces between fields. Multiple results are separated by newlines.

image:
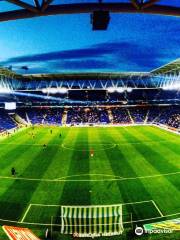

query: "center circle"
xmin=61 ymin=143 xmax=116 ymax=151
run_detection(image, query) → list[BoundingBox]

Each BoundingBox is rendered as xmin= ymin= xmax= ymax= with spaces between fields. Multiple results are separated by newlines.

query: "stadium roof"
xmin=151 ymin=58 xmax=180 ymax=75
xmin=0 ymin=0 xmax=180 ymax=22
xmin=1 ymin=58 xmax=179 ymax=81
xmin=0 ymin=67 xmax=20 ymax=77
xmin=21 ymin=71 xmax=150 ymax=81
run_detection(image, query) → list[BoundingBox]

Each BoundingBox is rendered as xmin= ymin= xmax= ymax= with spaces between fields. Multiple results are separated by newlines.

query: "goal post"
xmin=60 ymin=204 xmax=124 ymax=237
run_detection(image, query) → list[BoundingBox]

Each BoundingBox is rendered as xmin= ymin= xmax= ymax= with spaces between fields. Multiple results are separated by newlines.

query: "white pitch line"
xmin=20 ymin=204 xmax=32 ymax=223
xmin=122 ymin=200 xmax=152 ymax=206
xmin=0 ymin=176 xmax=56 ymax=182
xmin=0 ymin=139 xmax=177 ymax=147
xmin=22 ymin=221 xmax=61 ymax=226
xmin=123 ymin=212 xmax=180 ymax=224
xmin=31 ymin=203 xmax=61 ymax=207
xmin=61 ymin=143 xmax=116 ymax=151
xmin=0 ymin=212 xmax=179 ymax=227
xmin=151 ymin=200 xmax=164 ymax=217
xmin=56 ymin=173 xmax=123 ymax=180
xmin=29 ymin=199 xmax=152 ymax=209
xmin=0 ymin=171 xmax=179 ymax=182
xmin=121 ymin=171 xmax=180 ymax=181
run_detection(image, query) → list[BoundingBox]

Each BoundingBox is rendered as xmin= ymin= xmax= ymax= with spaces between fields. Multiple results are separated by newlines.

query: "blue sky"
xmin=0 ymin=1 xmax=180 ymax=73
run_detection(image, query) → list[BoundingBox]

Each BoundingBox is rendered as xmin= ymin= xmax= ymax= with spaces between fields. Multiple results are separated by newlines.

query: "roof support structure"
xmin=41 ymin=0 xmax=54 ymax=12
xmin=6 ymin=0 xmax=40 ymax=13
xmin=141 ymin=0 xmax=160 ymax=9
xmin=0 ymin=2 xmax=179 ymax=22
xmin=33 ymin=0 xmax=41 ymax=9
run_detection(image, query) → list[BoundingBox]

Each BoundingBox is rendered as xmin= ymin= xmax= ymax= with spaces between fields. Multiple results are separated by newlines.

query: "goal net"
xmin=60 ymin=204 xmax=124 ymax=237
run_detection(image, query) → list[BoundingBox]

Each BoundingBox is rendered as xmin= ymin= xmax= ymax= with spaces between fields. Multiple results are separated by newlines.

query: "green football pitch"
xmin=0 ymin=125 xmax=179 ymax=239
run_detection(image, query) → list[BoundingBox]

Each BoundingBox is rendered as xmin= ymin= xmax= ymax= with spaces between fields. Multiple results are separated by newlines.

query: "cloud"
xmin=51 ymin=59 xmax=115 ymax=70
xmin=0 ymin=41 xmax=156 ymax=65
xmin=0 ymin=44 xmax=113 ymax=64
xmin=1 ymin=40 xmax=179 ymax=73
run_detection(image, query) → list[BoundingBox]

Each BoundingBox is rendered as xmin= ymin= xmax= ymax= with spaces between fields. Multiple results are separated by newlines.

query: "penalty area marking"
xmin=151 ymin=200 xmax=164 ymax=217
xmin=20 ymin=199 xmax=164 ymax=225
xmin=20 ymin=204 xmax=32 ymax=223
xmin=20 ymin=200 xmax=153 ymax=223
xmin=1 ymin=212 xmax=179 ymax=227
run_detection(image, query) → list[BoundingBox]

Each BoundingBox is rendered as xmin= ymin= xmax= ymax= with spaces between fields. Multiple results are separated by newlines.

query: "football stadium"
xmin=0 ymin=1 xmax=180 ymax=240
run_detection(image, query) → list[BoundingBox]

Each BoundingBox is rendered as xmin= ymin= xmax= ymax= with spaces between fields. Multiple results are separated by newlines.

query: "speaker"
xmin=91 ymin=11 xmax=110 ymax=30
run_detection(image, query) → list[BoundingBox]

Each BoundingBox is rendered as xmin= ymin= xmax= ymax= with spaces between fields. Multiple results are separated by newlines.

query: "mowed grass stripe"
xmin=60 ymin=128 xmax=91 ymax=205
xmin=140 ymin=176 xmax=180 ymax=216
xmin=0 ymin=130 xmax=62 ymax=221
xmin=120 ymin=127 xmax=180 ymax=216
xmin=0 ymin=126 xmax=179 ymax=227
xmin=17 ymin=129 xmax=61 ymax=178
xmin=89 ymin=128 xmax=123 ymax=205
xmin=22 ymin=127 xmax=72 ymax=203
xmin=0 ymin=129 xmax=53 ymax=178
xmin=106 ymin=127 xmax=161 ymax=177
xmin=103 ymin=127 xmax=143 ymax=177
xmin=0 ymin=128 xmax=47 ymax=172
xmin=138 ymin=126 xmax=180 ymax=158
xmin=98 ymin=128 xmax=157 ymax=220
xmin=26 ymin=128 xmax=79 ymax=222
xmin=121 ymin=127 xmax=180 ymax=183
xmin=125 ymin=127 xmax=180 ymax=192
xmin=39 ymin=128 xmax=72 ymax=180
xmin=150 ymin=125 xmax=180 ymax=141
xmin=121 ymin=127 xmax=179 ymax=173
xmin=0 ymin=127 xmax=30 ymax=143
xmin=0 ymin=128 xmax=51 ymax=198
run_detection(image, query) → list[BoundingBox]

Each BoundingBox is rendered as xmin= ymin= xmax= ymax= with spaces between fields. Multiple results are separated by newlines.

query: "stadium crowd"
xmin=0 ymin=106 xmax=179 ymax=132
xmin=0 ymin=109 xmax=16 ymax=133
xmin=67 ymin=107 xmax=109 ymax=124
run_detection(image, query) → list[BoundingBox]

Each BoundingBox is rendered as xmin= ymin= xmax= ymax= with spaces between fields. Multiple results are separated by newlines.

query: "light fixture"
xmin=162 ymin=83 xmax=180 ymax=90
xmin=58 ymin=88 xmax=68 ymax=94
xmin=127 ymin=87 xmax=133 ymax=92
xmin=0 ymin=87 xmax=12 ymax=93
xmin=107 ymin=87 xmax=116 ymax=93
xmin=116 ymin=87 xmax=124 ymax=93
xmin=42 ymin=87 xmax=68 ymax=94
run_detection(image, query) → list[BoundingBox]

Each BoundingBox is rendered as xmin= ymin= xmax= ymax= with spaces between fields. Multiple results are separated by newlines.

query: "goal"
xmin=60 ymin=204 xmax=124 ymax=237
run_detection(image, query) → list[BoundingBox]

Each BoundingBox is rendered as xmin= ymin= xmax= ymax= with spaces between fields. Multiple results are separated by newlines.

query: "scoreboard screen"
xmin=4 ymin=102 xmax=16 ymax=110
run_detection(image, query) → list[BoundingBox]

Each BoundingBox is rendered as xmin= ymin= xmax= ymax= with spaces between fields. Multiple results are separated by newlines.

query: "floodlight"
xmin=162 ymin=83 xmax=180 ymax=90
xmin=127 ymin=87 xmax=133 ymax=92
xmin=42 ymin=87 xmax=68 ymax=94
xmin=0 ymin=87 xmax=12 ymax=93
xmin=42 ymin=88 xmax=47 ymax=93
xmin=107 ymin=87 xmax=116 ymax=93
xmin=58 ymin=88 xmax=68 ymax=94
xmin=116 ymin=87 xmax=124 ymax=93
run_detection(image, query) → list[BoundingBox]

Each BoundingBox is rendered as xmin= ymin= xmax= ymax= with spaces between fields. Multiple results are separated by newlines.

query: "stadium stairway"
xmin=152 ymin=111 xmax=162 ymax=124
xmin=62 ymin=109 xmax=68 ymax=125
xmin=144 ymin=110 xmax=149 ymax=124
xmin=107 ymin=109 xmax=114 ymax=123
xmin=127 ymin=109 xmax=134 ymax=124
xmin=11 ymin=113 xmax=29 ymax=126
xmin=26 ymin=112 xmax=31 ymax=125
